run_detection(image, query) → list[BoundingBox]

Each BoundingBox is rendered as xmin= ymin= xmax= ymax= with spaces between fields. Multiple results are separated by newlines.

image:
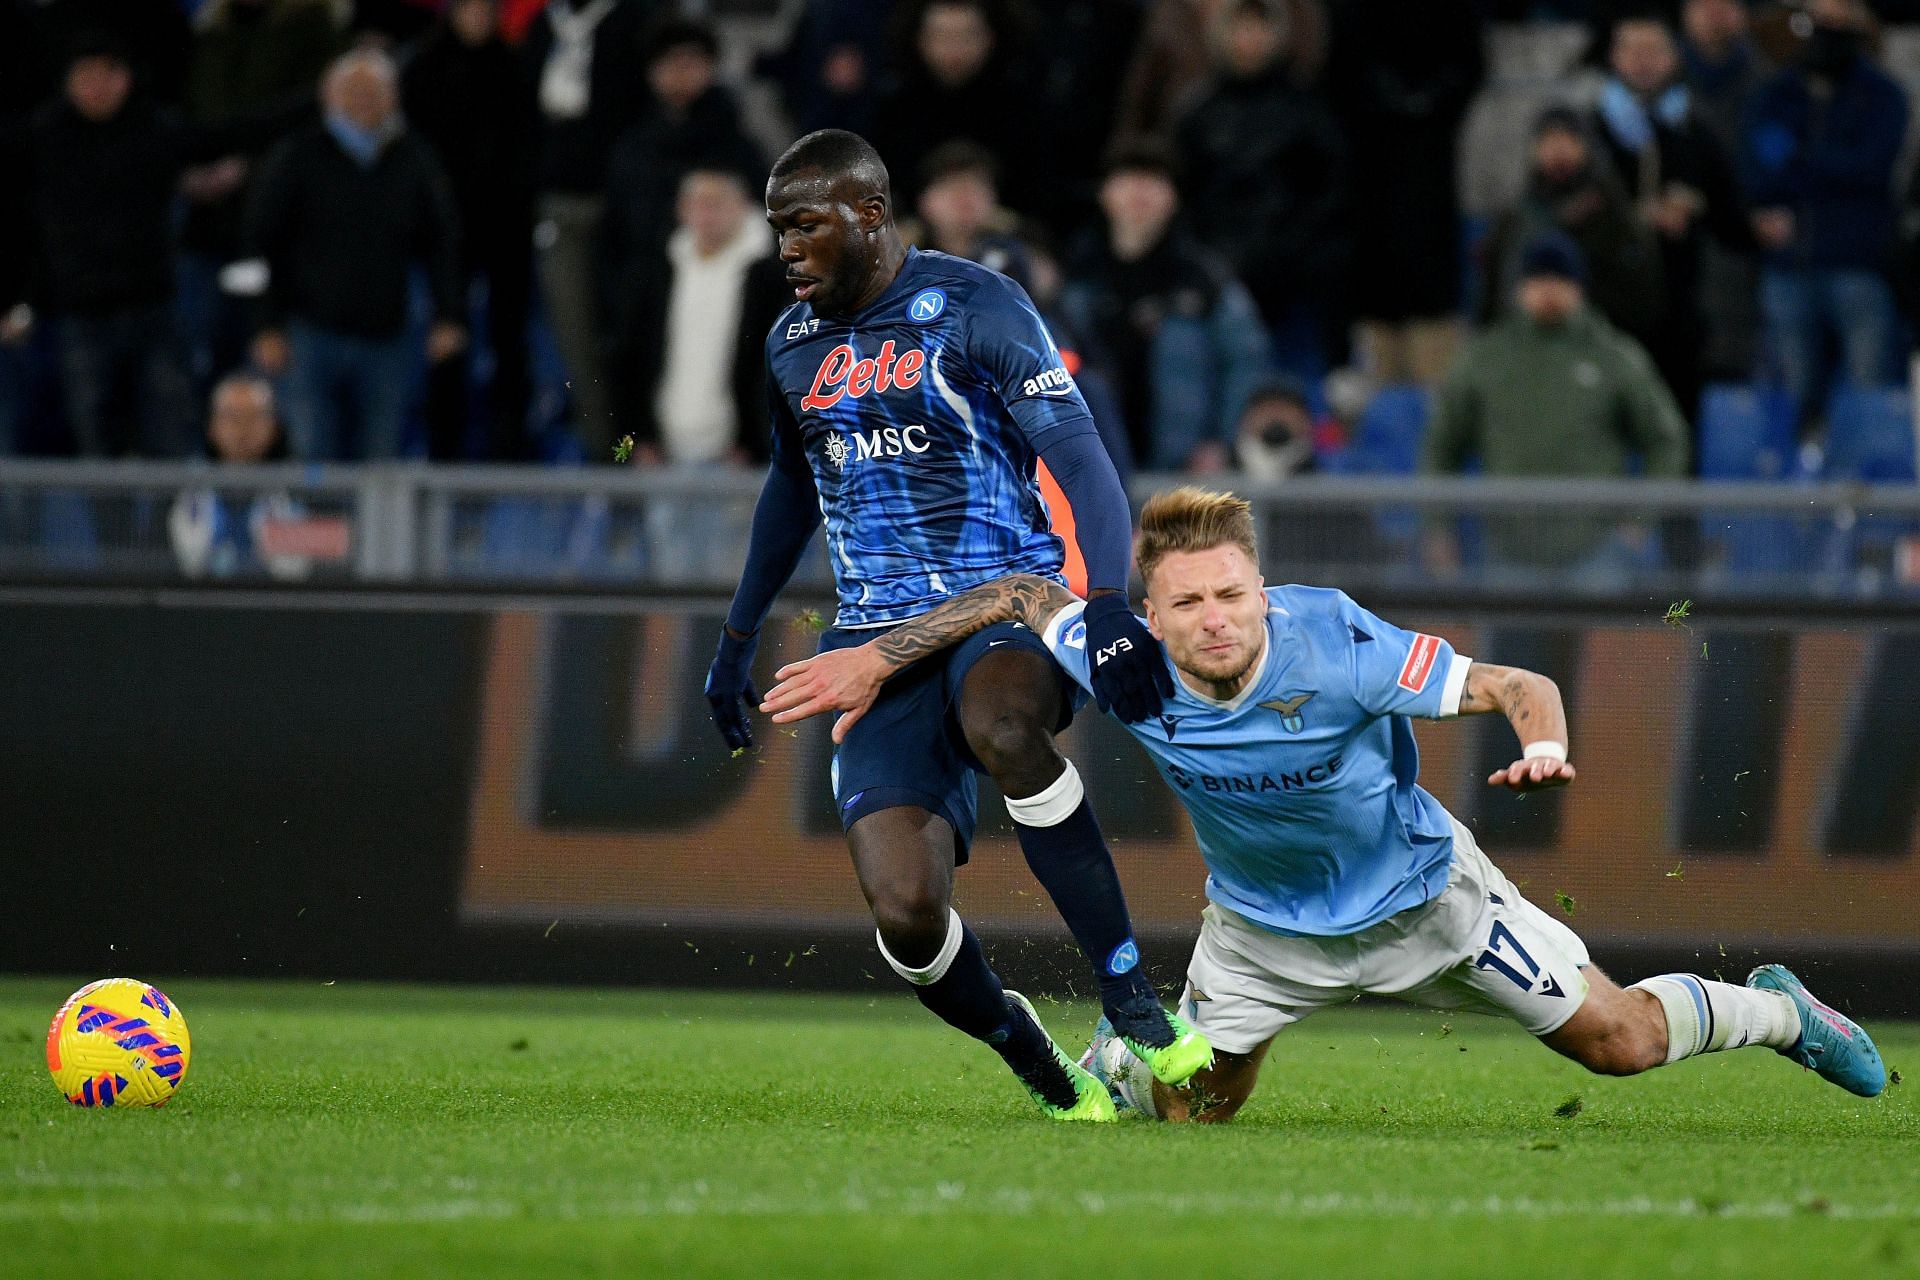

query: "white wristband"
xmin=1522 ymin=740 xmax=1568 ymax=762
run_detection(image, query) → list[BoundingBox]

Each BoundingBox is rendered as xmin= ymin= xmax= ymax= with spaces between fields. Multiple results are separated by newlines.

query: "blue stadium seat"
xmin=1824 ymin=387 xmax=1919 ymax=577
xmin=36 ymin=490 xmax=101 ymax=571
xmin=1704 ymin=508 xmax=1830 ymax=578
xmin=1326 ymin=385 xmax=1431 ymax=556
xmin=454 ymin=495 xmax=628 ymax=580
xmin=1697 ymin=384 xmax=1809 ymax=581
xmin=1345 ymin=385 xmax=1430 ymax=476
xmin=1824 ymin=386 xmax=1917 ymax=483
xmin=1698 ymin=383 xmax=1796 ymax=480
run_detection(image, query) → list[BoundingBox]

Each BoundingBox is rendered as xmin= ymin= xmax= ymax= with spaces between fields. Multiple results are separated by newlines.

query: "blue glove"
xmin=1082 ymin=593 xmax=1174 ymax=723
xmin=704 ymin=627 xmax=763 ymax=752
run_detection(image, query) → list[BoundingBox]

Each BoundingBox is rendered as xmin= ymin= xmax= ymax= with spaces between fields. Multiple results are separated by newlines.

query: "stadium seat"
xmin=458 ymin=495 xmax=627 ymax=580
xmin=1698 ymin=383 xmax=1796 ymax=481
xmin=35 ymin=490 xmax=100 ymax=571
xmin=1325 ymin=384 xmax=1432 ymax=557
xmin=1697 ymin=384 xmax=1810 ymax=581
xmin=1345 ymin=384 xmax=1430 ymax=476
xmin=1824 ymin=387 xmax=1920 ymax=578
xmin=1823 ymin=386 xmax=1917 ymax=483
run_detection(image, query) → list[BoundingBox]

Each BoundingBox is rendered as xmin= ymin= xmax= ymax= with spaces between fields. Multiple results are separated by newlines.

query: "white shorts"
xmin=1180 ymin=820 xmax=1592 ymax=1055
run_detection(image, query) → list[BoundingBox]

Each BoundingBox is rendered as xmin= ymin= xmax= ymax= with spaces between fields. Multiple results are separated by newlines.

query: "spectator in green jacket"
xmin=1424 ymin=231 xmax=1689 ymax=578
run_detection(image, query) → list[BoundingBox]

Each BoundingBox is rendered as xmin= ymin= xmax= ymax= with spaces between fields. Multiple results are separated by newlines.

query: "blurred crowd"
xmin=1 ymin=0 xmax=1918 ymax=495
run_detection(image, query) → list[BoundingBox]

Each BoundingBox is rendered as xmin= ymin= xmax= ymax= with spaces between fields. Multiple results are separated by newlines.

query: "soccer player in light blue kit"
xmin=764 ymin=487 xmax=1887 ymax=1121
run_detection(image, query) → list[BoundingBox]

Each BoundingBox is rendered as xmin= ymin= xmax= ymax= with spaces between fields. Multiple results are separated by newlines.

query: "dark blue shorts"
xmin=821 ymin=620 xmax=1079 ymax=865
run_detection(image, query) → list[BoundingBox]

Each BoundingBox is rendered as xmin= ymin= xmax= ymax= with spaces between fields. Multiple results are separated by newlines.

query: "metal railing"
xmin=1 ymin=459 xmax=1916 ymax=601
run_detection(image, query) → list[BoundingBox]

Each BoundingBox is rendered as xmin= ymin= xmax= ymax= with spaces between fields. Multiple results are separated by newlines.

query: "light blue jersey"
xmin=1042 ymin=586 xmax=1473 ymax=937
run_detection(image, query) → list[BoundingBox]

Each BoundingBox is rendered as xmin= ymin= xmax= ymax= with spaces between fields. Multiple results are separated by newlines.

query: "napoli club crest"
xmin=824 ymin=434 xmax=850 ymax=469
xmin=907 ymin=289 xmax=947 ymax=323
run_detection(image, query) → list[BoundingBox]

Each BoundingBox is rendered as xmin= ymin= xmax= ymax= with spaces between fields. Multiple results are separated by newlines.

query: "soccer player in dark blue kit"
xmin=703 ymin=130 xmax=1210 ymax=1119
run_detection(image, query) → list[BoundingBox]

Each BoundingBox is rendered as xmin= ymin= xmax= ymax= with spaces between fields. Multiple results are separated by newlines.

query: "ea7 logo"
xmin=1095 ymin=637 xmax=1134 ymax=663
xmin=786 ymin=318 xmax=822 ymax=340
xmin=1021 ymin=366 xmax=1074 ymax=397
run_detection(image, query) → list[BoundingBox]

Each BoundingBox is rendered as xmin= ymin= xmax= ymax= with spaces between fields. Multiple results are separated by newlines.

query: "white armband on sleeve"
xmin=1436 ymin=654 xmax=1473 ymax=718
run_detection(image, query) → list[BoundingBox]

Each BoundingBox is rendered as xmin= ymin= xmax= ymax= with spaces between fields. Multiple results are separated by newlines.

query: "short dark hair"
xmin=1519 ymin=230 xmax=1588 ymax=286
xmin=65 ymin=28 xmax=132 ymax=69
xmin=1243 ymin=376 xmax=1313 ymax=416
xmin=1102 ymin=137 xmax=1181 ymax=184
xmin=1532 ymin=104 xmax=1588 ymax=140
xmin=918 ymin=0 xmax=994 ymax=25
xmin=1229 ymin=0 xmax=1285 ymax=21
xmin=918 ymin=140 xmax=999 ymax=192
xmin=770 ymin=129 xmax=891 ymax=197
xmin=644 ymin=17 xmax=719 ymax=65
xmin=1608 ymin=4 xmax=1676 ymax=35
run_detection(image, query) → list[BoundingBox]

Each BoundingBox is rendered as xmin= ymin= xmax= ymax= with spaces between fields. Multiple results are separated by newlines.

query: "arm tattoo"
xmin=1461 ymin=663 xmax=1568 ymax=750
xmin=871 ymin=575 xmax=1079 ymax=674
xmin=1460 ymin=666 xmax=1498 ymax=714
xmin=1500 ymin=672 xmax=1533 ymax=724
xmin=1463 ymin=666 xmax=1540 ymax=721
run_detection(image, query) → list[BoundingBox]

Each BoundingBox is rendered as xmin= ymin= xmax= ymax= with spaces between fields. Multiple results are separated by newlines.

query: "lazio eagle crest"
xmin=1261 ymin=692 xmax=1315 ymax=733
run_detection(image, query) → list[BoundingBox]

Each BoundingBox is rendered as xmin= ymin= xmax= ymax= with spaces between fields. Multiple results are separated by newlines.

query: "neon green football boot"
xmin=1003 ymin=991 xmax=1117 ymax=1122
xmin=1121 ymin=1008 xmax=1213 ymax=1088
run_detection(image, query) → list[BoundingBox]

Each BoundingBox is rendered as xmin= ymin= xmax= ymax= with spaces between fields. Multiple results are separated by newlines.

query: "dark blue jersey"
xmin=766 ymin=248 xmax=1096 ymax=627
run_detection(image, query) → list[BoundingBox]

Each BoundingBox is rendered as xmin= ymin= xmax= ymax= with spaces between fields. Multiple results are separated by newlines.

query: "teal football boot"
xmin=1747 ymin=964 xmax=1887 ymax=1098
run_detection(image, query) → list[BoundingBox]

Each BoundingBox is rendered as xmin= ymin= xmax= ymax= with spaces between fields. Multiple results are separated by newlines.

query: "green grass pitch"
xmin=2 ymin=978 xmax=1916 ymax=1279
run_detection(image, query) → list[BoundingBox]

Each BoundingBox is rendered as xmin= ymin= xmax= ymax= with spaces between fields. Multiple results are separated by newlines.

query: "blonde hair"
xmin=1135 ymin=487 xmax=1258 ymax=588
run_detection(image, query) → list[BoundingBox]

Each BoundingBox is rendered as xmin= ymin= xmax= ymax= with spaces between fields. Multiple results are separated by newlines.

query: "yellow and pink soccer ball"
xmin=45 ymin=979 xmax=190 ymax=1107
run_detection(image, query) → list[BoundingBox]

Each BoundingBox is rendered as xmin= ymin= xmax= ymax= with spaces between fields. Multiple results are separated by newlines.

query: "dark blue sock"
xmin=884 ymin=914 xmax=1074 ymax=1109
xmin=1009 ymin=772 xmax=1173 ymax=1049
